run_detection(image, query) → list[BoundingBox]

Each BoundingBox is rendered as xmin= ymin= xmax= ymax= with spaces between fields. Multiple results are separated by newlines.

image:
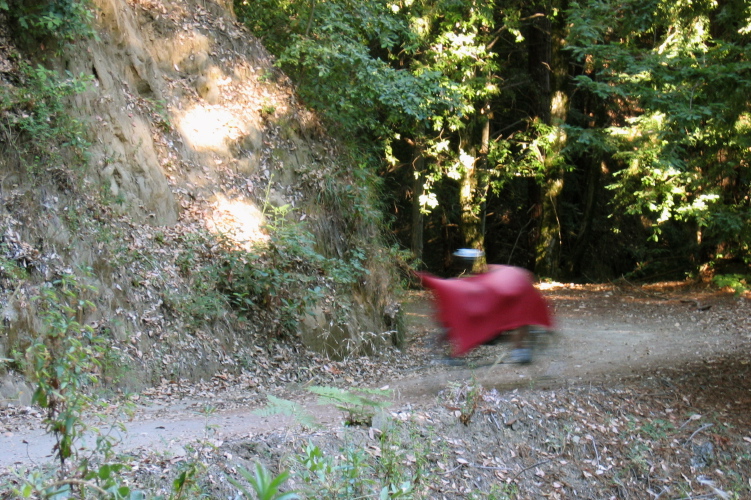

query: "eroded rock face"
xmin=0 ymin=0 xmax=401 ymax=389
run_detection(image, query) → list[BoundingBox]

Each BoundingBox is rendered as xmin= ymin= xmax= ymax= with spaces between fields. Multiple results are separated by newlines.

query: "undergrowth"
xmin=0 ymin=58 xmax=92 ymax=185
xmin=1 ymin=0 xmax=97 ymax=49
xmin=169 ymin=204 xmax=377 ymax=340
xmin=3 ymin=270 xmax=140 ymax=499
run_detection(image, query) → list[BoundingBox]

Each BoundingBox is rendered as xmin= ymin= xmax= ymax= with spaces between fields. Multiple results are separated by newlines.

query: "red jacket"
xmin=419 ymin=265 xmax=554 ymax=357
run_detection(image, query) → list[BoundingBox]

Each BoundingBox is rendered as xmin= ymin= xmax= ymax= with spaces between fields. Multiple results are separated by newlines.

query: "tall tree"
xmin=566 ymin=0 xmax=751 ymax=276
xmin=237 ymin=0 xmax=751 ymax=282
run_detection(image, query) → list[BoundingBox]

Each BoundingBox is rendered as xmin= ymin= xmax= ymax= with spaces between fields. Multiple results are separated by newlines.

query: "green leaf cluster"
xmin=0 ymin=60 xmax=92 ymax=183
xmin=293 ymin=435 xmax=414 ymax=498
xmin=253 ymin=394 xmax=319 ymax=429
xmin=235 ymin=0 xmax=533 ymax=239
xmin=309 ymin=385 xmax=392 ymax=426
xmin=27 ymin=272 xmax=103 ymax=464
xmin=254 ymin=385 xmax=392 ymax=429
xmin=229 ymin=462 xmax=299 ymax=500
xmin=1 ymin=0 xmax=97 ymax=46
xmin=566 ymin=0 xmax=751 ymax=266
xmin=235 ymin=0 xmax=499 ymax=144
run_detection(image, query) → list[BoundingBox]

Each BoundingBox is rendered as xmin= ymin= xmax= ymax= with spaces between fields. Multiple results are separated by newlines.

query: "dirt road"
xmin=2 ymin=282 xmax=748 ymax=472
xmin=394 ymin=283 xmax=748 ymax=397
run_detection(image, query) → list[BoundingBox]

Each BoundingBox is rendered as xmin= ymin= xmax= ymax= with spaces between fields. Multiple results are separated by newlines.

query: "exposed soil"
xmin=2 ymin=281 xmax=751 ymax=499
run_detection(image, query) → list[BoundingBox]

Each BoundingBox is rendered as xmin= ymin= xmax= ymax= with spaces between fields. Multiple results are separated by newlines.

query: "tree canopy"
xmin=235 ymin=0 xmax=751 ymax=285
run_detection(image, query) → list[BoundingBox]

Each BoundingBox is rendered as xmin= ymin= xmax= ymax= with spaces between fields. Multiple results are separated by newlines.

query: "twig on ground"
xmin=467 ymin=463 xmax=514 ymax=472
xmin=683 ymin=423 xmax=714 ymax=446
xmin=590 ymin=435 xmax=600 ymax=466
xmin=49 ymin=479 xmax=110 ymax=496
xmin=512 ymin=458 xmax=554 ymax=479
xmin=489 ymin=412 xmax=502 ymax=431
xmin=441 ymin=464 xmax=464 ymax=475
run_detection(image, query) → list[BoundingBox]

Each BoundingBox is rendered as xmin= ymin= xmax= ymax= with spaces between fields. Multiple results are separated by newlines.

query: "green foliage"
xmin=229 ymin=463 xmax=299 ymax=500
xmin=566 ymin=0 xmax=751 ymax=265
xmin=254 ymin=385 xmax=392 ymax=429
xmin=379 ymin=482 xmax=414 ymax=499
xmin=237 ymin=0 xmax=751 ymax=278
xmin=296 ymin=442 xmax=336 ymax=486
xmin=713 ymin=273 xmax=749 ymax=296
xmin=173 ymin=198 xmax=376 ymax=337
xmin=235 ymin=0 xmax=551 ymax=275
xmin=164 ymin=231 xmax=229 ymax=328
xmin=213 ymin=228 xmax=324 ymax=336
xmin=10 ymin=464 xmax=145 ymax=499
xmin=233 ymin=0 xmax=491 ymax=206
xmin=308 ymin=385 xmax=391 ymax=426
xmin=294 ymin=436 xmax=414 ymax=499
xmin=335 ymin=446 xmax=373 ymax=497
xmin=2 ymin=0 xmax=97 ymax=46
xmin=374 ymin=425 xmax=416 ymax=498
xmin=0 ymin=244 xmax=28 ymax=285
xmin=295 ymin=441 xmax=368 ymax=498
xmin=253 ymin=394 xmax=319 ymax=430
xmin=169 ymin=461 xmax=204 ymax=499
xmin=6 ymin=270 xmax=150 ymax=499
xmin=28 ymin=271 xmax=103 ymax=466
xmin=236 ymin=0 xmax=462 ymax=137
xmin=0 ymin=60 xmax=92 ymax=183
xmin=307 ymin=160 xmax=387 ymax=234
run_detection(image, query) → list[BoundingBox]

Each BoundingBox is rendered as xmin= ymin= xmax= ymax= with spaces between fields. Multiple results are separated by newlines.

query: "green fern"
xmin=308 ymin=386 xmax=391 ymax=426
xmin=252 ymin=395 xmax=319 ymax=429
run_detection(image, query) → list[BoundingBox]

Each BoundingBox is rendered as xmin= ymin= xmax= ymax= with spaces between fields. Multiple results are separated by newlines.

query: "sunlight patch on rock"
xmin=176 ymin=104 xmax=246 ymax=152
xmin=208 ymin=194 xmax=269 ymax=249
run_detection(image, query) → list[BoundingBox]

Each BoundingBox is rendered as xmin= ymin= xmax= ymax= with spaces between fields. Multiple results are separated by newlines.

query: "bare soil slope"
xmin=0 ymin=0 xmax=399 ymax=391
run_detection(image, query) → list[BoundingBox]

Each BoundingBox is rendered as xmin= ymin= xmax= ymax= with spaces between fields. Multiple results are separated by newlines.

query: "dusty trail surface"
xmin=395 ymin=282 xmax=747 ymax=397
xmin=1 ymin=282 xmax=750 ymax=498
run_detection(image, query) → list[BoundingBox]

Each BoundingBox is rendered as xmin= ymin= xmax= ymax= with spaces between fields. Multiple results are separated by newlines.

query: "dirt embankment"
xmin=1 ymin=0 xmax=399 ymax=391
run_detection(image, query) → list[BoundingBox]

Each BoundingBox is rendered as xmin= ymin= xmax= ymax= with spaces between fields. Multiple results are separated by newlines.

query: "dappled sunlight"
xmin=175 ymin=104 xmax=246 ymax=152
xmin=536 ymin=281 xmax=569 ymax=291
xmin=207 ymin=194 xmax=269 ymax=250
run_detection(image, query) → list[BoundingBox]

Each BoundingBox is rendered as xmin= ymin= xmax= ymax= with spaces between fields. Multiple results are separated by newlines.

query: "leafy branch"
xmin=253 ymin=385 xmax=392 ymax=429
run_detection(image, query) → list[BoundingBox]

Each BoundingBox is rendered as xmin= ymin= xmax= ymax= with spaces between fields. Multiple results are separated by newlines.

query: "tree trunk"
xmin=410 ymin=144 xmax=425 ymax=263
xmin=458 ymin=108 xmax=490 ymax=271
xmin=478 ymin=106 xmax=491 ymax=245
xmin=568 ymin=157 xmax=600 ymax=276
xmin=530 ymin=2 xmax=569 ymax=279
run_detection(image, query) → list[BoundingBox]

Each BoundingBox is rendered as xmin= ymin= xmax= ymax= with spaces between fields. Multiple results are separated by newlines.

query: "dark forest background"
xmin=235 ymin=0 xmax=751 ymax=285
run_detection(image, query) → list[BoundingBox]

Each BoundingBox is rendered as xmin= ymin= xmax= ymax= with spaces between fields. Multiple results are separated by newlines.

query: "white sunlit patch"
xmin=677 ymin=193 xmax=720 ymax=216
xmin=459 ymin=150 xmax=475 ymax=169
xmin=208 ymin=195 xmax=269 ymax=250
xmin=419 ymin=192 xmax=439 ymax=211
xmin=176 ymin=104 xmax=245 ymax=152
xmin=537 ymin=282 xmax=566 ymax=290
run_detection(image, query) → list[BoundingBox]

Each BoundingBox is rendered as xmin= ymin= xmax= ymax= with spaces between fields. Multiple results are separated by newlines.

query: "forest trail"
xmin=1 ymin=283 xmax=749 ymax=471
